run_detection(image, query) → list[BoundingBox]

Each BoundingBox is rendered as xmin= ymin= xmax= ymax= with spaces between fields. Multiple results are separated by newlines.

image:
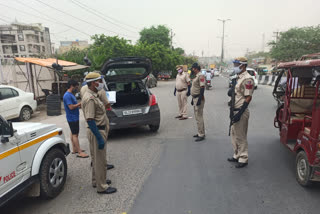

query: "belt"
xmin=97 ymin=125 xmax=106 ymax=130
xmin=192 ymin=94 xmax=200 ymax=98
xmin=233 ymin=108 xmax=240 ymax=111
xmin=177 ymin=88 xmax=187 ymax=92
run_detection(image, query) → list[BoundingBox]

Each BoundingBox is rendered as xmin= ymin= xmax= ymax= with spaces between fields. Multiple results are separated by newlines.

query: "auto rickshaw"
xmin=274 ymin=58 xmax=320 ymax=186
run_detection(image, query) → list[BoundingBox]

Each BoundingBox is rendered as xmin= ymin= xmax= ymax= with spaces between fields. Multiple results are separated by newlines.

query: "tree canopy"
xmin=139 ymin=25 xmax=171 ymax=48
xmin=269 ymin=26 xmax=320 ymax=61
xmin=59 ymin=34 xmax=186 ymax=76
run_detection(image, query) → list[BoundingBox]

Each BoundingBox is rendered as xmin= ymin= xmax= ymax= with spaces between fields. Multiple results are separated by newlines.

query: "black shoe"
xmin=98 ymin=187 xmax=117 ymax=194
xmin=193 ymin=134 xmax=199 ymax=138
xmin=93 ymin=180 xmax=112 ymax=188
xmin=227 ymin=157 xmax=238 ymax=162
xmin=195 ymin=136 xmax=205 ymax=142
xmin=175 ymin=115 xmax=182 ymax=118
xmin=235 ymin=162 xmax=248 ymax=168
xmin=107 ymin=164 xmax=114 ymax=170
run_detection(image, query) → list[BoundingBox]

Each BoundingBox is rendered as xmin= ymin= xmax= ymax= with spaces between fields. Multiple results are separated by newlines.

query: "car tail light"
xmin=107 ymin=106 xmax=112 ymax=111
xmin=149 ymin=94 xmax=157 ymax=106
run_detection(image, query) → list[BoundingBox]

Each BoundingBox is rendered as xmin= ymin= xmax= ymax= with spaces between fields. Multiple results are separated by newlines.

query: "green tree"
xmin=269 ymin=25 xmax=320 ymax=61
xmin=139 ymin=25 xmax=171 ymax=48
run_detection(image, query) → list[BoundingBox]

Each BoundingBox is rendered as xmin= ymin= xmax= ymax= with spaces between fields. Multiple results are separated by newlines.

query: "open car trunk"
xmin=107 ymin=81 xmax=149 ymax=108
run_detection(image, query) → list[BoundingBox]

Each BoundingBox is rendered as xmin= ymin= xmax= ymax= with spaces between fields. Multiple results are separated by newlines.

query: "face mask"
xmin=95 ymin=82 xmax=104 ymax=91
xmin=178 ymin=69 xmax=183 ymax=73
xmin=234 ymin=65 xmax=242 ymax=74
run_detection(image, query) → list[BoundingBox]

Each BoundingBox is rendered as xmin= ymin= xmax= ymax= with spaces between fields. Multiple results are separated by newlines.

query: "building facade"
xmin=58 ymin=40 xmax=89 ymax=54
xmin=0 ymin=22 xmax=52 ymax=60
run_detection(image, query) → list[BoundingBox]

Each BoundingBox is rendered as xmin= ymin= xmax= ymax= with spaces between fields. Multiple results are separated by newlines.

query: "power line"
xmin=33 ymin=0 xmax=137 ymax=39
xmin=73 ymin=0 xmax=139 ymax=31
xmin=69 ymin=0 xmax=137 ymax=34
xmin=0 ymin=2 xmax=91 ymax=37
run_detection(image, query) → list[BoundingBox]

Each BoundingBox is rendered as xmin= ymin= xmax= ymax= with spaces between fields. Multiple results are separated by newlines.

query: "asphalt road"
xmin=130 ymin=75 xmax=320 ymax=214
xmin=3 ymin=74 xmax=320 ymax=214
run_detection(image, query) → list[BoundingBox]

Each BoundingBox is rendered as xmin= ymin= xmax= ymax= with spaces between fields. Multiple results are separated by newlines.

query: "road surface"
xmin=3 ymin=74 xmax=320 ymax=214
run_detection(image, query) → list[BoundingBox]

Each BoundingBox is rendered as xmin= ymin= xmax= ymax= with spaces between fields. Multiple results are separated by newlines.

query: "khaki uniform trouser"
xmin=193 ymin=97 xmax=205 ymax=137
xmin=177 ymin=90 xmax=188 ymax=117
xmin=231 ymin=109 xmax=249 ymax=163
xmin=87 ymin=128 xmax=109 ymax=192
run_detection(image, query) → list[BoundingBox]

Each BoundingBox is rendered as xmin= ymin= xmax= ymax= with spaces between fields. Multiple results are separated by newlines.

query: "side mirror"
xmin=0 ymin=116 xmax=13 ymax=143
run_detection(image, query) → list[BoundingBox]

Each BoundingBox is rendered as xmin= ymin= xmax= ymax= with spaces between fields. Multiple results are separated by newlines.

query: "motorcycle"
xmin=206 ymin=79 xmax=212 ymax=90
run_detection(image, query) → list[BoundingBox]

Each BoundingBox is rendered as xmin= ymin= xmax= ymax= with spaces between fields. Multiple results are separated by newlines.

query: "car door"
xmin=0 ymin=88 xmax=20 ymax=119
xmin=0 ymin=131 xmax=23 ymax=198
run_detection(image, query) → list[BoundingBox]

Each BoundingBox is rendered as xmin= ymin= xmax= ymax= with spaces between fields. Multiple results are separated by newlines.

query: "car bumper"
xmin=31 ymin=100 xmax=37 ymax=112
xmin=108 ymin=105 xmax=160 ymax=130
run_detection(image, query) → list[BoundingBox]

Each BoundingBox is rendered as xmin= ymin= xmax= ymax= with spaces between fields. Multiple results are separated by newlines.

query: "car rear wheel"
xmin=39 ymin=148 xmax=67 ymax=199
xmin=296 ymin=150 xmax=313 ymax=187
xmin=19 ymin=106 xmax=32 ymax=121
xmin=149 ymin=124 xmax=160 ymax=132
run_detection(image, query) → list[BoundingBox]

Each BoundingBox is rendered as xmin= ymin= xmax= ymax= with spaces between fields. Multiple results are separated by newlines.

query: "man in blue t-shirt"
xmin=63 ymin=79 xmax=88 ymax=158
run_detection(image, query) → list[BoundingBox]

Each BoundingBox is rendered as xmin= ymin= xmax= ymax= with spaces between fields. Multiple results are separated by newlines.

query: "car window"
xmin=247 ymin=70 xmax=254 ymax=76
xmin=12 ymin=89 xmax=19 ymax=97
xmin=0 ymin=88 xmax=15 ymax=100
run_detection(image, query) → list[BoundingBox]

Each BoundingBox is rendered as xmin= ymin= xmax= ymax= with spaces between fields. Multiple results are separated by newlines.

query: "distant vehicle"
xmin=228 ymin=68 xmax=258 ymax=89
xmin=102 ymin=57 xmax=161 ymax=132
xmin=0 ymin=85 xmax=37 ymax=121
xmin=0 ymin=115 xmax=70 ymax=207
xmin=157 ymin=71 xmax=171 ymax=80
xmin=201 ymin=69 xmax=207 ymax=75
xmin=214 ymin=70 xmax=220 ymax=77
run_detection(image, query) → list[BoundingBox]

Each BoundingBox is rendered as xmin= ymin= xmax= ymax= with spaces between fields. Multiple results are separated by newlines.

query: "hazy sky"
xmin=1 ymin=0 xmax=319 ymax=58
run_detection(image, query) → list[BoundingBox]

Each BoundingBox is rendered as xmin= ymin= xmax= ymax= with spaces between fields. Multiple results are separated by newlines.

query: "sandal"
xmin=72 ymin=150 xmax=86 ymax=154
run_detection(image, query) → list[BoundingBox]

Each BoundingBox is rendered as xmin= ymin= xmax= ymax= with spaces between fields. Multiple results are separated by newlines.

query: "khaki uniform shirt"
xmin=191 ymin=72 xmax=205 ymax=96
xmin=234 ymin=71 xmax=254 ymax=108
xmin=175 ymin=72 xmax=190 ymax=90
xmin=80 ymin=85 xmax=109 ymax=106
xmin=81 ymin=88 xmax=108 ymax=126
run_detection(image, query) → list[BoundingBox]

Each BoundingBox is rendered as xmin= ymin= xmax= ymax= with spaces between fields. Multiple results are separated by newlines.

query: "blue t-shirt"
xmin=63 ymin=91 xmax=79 ymax=122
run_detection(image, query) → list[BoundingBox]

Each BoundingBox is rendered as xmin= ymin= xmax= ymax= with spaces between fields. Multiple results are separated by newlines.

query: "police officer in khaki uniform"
xmin=228 ymin=57 xmax=254 ymax=168
xmin=81 ymin=72 xmax=117 ymax=194
xmin=191 ymin=63 xmax=206 ymax=142
xmin=80 ymin=83 xmax=115 ymax=170
xmin=174 ymin=65 xmax=191 ymax=120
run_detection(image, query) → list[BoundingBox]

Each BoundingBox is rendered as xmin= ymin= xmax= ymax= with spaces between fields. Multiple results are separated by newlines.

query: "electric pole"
xmin=273 ymin=31 xmax=280 ymax=68
xmin=217 ymin=19 xmax=231 ymax=63
xmin=261 ymin=33 xmax=265 ymax=52
xmin=170 ymin=29 xmax=175 ymax=50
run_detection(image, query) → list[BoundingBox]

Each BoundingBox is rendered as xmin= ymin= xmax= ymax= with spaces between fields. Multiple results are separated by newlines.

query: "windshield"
xmin=106 ymin=67 xmax=146 ymax=76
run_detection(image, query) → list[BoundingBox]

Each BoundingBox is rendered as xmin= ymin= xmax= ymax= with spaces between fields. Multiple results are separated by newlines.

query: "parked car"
xmin=214 ymin=70 xmax=220 ymax=77
xmin=246 ymin=68 xmax=258 ymax=89
xmin=101 ymin=57 xmax=161 ymax=132
xmin=0 ymin=85 xmax=37 ymax=121
xmin=228 ymin=68 xmax=258 ymax=89
xmin=0 ymin=115 xmax=70 ymax=207
xmin=144 ymin=73 xmax=157 ymax=88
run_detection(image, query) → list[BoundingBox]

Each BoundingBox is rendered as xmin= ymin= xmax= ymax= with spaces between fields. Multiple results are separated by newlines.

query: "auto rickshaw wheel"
xmin=296 ymin=151 xmax=312 ymax=187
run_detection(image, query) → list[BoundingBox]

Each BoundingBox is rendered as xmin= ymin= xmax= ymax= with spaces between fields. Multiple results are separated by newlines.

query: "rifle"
xmin=228 ymin=78 xmax=237 ymax=136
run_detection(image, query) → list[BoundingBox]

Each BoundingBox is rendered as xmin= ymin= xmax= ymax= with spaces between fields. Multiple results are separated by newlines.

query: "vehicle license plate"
xmin=123 ymin=109 xmax=142 ymax=116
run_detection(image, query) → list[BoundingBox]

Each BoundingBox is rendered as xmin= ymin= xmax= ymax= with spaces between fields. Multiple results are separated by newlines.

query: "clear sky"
xmin=1 ymin=0 xmax=319 ymax=58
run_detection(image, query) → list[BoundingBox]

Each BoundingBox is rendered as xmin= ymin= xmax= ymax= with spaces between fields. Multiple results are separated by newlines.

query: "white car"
xmin=0 ymin=116 xmax=69 ymax=207
xmin=246 ymin=68 xmax=258 ymax=89
xmin=228 ymin=68 xmax=258 ymax=89
xmin=0 ymin=85 xmax=37 ymax=121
